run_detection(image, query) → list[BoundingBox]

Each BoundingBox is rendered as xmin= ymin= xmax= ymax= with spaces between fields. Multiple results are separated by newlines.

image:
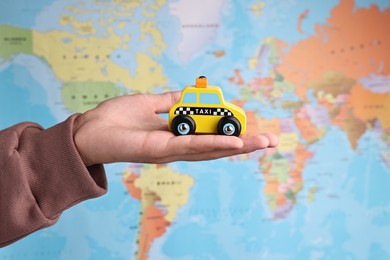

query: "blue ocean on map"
xmin=0 ymin=0 xmax=389 ymax=259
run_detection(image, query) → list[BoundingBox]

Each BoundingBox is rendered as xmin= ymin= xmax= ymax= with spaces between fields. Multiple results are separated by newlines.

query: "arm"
xmin=0 ymin=115 xmax=107 ymax=248
xmin=0 ymin=91 xmax=278 ymax=247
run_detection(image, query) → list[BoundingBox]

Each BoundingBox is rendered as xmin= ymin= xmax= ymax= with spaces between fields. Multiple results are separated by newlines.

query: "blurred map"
xmin=0 ymin=0 xmax=389 ymax=259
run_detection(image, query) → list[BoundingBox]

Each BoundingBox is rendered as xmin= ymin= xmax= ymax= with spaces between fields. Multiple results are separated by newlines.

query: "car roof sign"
xmin=196 ymin=76 xmax=207 ymax=88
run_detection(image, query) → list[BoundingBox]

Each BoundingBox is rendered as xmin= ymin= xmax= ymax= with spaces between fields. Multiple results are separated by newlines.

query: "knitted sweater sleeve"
xmin=0 ymin=115 xmax=107 ymax=247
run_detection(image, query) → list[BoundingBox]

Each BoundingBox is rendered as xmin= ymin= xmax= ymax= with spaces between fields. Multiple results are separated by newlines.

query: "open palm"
xmin=73 ymin=92 xmax=278 ymax=166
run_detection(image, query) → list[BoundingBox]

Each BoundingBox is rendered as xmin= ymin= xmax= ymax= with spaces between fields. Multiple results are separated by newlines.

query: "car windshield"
xmin=200 ymin=93 xmax=221 ymax=104
xmin=182 ymin=92 xmax=196 ymax=104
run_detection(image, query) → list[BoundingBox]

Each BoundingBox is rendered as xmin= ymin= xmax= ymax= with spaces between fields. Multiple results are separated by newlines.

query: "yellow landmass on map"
xmin=140 ymin=21 xmax=166 ymax=56
xmin=60 ymin=15 xmax=96 ymax=35
xmin=150 ymin=0 xmax=166 ymax=11
xmin=295 ymin=109 xmax=326 ymax=144
xmin=249 ymin=1 xmax=265 ymax=17
xmin=307 ymin=186 xmax=317 ymax=204
xmin=16 ymin=0 xmax=169 ymax=93
xmin=277 ymin=132 xmax=299 ymax=153
xmin=249 ymin=37 xmax=287 ymax=70
xmin=64 ymin=2 xmax=92 ymax=15
xmin=111 ymin=0 xmax=142 ymax=10
xmin=134 ymin=164 xmax=194 ymax=222
xmin=117 ymin=21 xmax=128 ymax=29
xmin=32 ymin=29 xmax=167 ymax=92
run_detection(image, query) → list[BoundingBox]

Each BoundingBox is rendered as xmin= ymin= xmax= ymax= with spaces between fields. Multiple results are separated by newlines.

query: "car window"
xmin=200 ymin=93 xmax=221 ymax=104
xmin=182 ymin=92 xmax=197 ymax=104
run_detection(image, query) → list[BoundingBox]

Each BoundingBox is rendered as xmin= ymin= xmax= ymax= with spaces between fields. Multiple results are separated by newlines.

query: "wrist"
xmin=73 ymin=113 xmax=91 ymax=166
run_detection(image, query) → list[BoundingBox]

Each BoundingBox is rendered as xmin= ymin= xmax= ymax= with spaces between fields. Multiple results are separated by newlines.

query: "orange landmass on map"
xmin=231 ymin=98 xmax=246 ymax=108
xmin=257 ymin=77 xmax=274 ymax=87
xmin=292 ymin=144 xmax=313 ymax=184
xmin=274 ymin=39 xmax=288 ymax=59
xmin=212 ymin=50 xmax=225 ymax=58
xmin=277 ymin=0 xmax=390 ymax=100
xmin=276 ymin=192 xmax=287 ymax=206
xmin=348 ymin=83 xmax=390 ymax=128
xmin=312 ymin=79 xmax=389 ymax=149
xmin=254 ymin=117 xmax=281 ymax=135
xmin=331 ymin=102 xmax=367 ymax=149
xmin=138 ymin=206 xmax=170 ymax=260
xmin=230 ymin=101 xmax=259 ymax=135
xmin=245 ymin=111 xmax=260 ymax=135
xmin=263 ymin=174 xmax=278 ymax=194
xmin=122 ymin=172 xmax=171 ymax=260
xmin=230 ymin=99 xmax=281 ymax=137
xmin=123 ymin=173 xmax=141 ymax=200
xmin=297 ymin=9 xmax=309 ymax=34
xmin=229 ymin=69 xmax=245 ymax=85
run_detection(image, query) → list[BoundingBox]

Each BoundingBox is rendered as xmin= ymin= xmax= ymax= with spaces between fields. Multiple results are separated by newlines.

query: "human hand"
xmin=73 ymin=92 xmax=278 ymax=166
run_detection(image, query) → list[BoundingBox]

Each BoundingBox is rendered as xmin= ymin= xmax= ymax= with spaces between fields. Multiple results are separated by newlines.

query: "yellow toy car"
xmin=168 ymin=76 xmax=246 ymax=136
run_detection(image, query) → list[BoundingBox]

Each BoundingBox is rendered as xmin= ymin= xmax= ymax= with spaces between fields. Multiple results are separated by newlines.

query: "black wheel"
xmin=217 ymin=116 xmax=241 ymax=137
xmin=172 ymin=115 xmax=196 ymax=136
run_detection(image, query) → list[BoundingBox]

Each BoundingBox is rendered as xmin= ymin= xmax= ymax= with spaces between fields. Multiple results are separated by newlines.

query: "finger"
xmin=163 ymin=134 xmax=272 ymax=158
xmin=240 ymin=134 xmax=270 ymax=150
xmin=146 ymin=91 xmax=182 ymax=114
xmin=165 ymin=134 xmax=244 ymax=157
xmin=175 ymin=135 xmax=269 ymax=161
xmin=160 ymin=134 xmax=271 ymax=162
xmin=153 ymin=116 xmax=170 ymax=131
xmin=157 ymin=149 xmax=241 ymax=162
xmin=118 ymin=130 xmax=242 ymax=162
xmin=260 ymin=132 xmax=279 ymax=148
xmin=155 ymin=150 xmax=236 ymax=162
xmin=156 ymin=144 xmax=268 ymax=163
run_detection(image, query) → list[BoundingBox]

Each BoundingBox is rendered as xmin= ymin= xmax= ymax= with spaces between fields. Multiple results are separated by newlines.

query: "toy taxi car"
xmin=168 ymin=76 xmax=246 ymax=136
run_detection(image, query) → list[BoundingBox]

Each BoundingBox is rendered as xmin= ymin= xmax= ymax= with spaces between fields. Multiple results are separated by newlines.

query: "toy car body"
xmin=168 ymin=76 xmax=246 ymax=136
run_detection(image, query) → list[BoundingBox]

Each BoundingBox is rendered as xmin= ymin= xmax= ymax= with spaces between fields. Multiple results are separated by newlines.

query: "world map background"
xmin=0 ymin=0 xmax=389 ymax=259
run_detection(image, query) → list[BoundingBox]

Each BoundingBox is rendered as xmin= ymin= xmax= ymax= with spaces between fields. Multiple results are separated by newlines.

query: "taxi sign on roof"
xmin=196 ymin=76 xmax=207 ymax=88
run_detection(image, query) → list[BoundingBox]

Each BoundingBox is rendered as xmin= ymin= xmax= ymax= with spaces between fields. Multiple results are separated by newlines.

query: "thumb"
xmin=149 ymin=91 xmax=182 ymax=114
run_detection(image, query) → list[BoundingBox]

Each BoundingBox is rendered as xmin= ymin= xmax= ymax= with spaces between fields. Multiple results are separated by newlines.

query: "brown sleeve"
xmin=0 ymin=115 xmax=107 ymax=248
